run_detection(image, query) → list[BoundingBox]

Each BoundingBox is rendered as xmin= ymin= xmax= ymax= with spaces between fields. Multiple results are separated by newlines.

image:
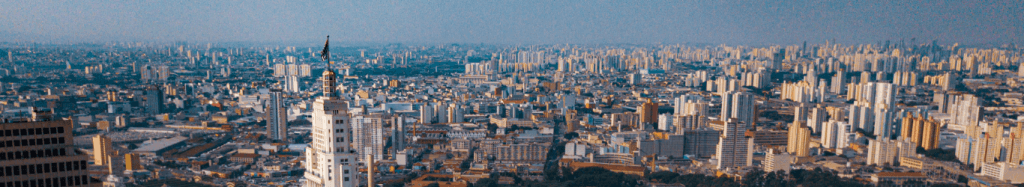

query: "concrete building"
xmin=93 ymin=134 xmax=113 ymax=166
xmin=266 ymin=89 xmax=287 ymax=141
xmin=303 ymin=68 xmax=359 ymax=187
xmin=867 ymin=138 xmax=898 ymax=166
xmin=125 ymin=153 xmax=142 ymax=171
xmin=787 ymin=121 xmax=811 ymax=157
xmin=637 ymin=98 xmax=658 ymax=126
xmin=980 ymin=162 xmax=1024 ymax=184
xmin=764 ymin=149 xmax=791 ymax=173
xmin=716 ymin=118 xmax=753 ymax=169
xmin=681 ymin=128 xmax=720 ymax=158
xmin=899 ymin=115 xmax=940 ymax=150
xmin=351 ymin=114 xmax=385 ymax=160
xmin=721 ymin=91 xmax=756 ymax=129
xmin=0 ymin=118 xmax=92 ymax=186
xmin=821 ymin=120 xmax=851 ymax=149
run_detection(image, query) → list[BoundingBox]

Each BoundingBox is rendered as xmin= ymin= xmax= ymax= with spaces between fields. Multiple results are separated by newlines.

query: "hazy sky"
xmin=1 ymin=0 xmax=1021 ymax=45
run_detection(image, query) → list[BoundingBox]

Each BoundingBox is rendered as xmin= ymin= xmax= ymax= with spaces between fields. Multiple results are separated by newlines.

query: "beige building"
xmin=787 ymin=121 xmax=811 ymax=157
xmin=125 ymin=153 xmax=142 ymax=171
xmin=92 ymin=134 xmax=113 ymax=166
xmin=763 ymin=149 xmax=791 ymax=173
xmin=303 ymin=68 xmax=360 ymax=187
xmin=0 ymin=118 xmax=92 ymax=186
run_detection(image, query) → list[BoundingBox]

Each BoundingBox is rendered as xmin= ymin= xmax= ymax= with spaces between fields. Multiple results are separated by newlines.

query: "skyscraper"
xmin=145 ymin=86 xmax=165 ymax=114
xmin=716 ymin=118 xmax=752 ymax=169
xmin=721 ymin=91 xmax=756 ymax=128
xmin=304 ymin=68 xmax=359 ymax=187
xmin=391 ymin=115 xmax=406 ymax=157
xmin=266 ymin=89 xmax=287 ymax=141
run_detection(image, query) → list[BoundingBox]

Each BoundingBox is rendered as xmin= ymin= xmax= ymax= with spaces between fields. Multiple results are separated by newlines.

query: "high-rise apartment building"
xmin=821 ymin=120 xmax=851 ymax=149
xmin=391 ymin=115 xmax=406 ymax=157
xmin=807 ymin=105 xmax=827 ymax=133
xmin=716 ymin=118 xmax=752 ymax=169
xmin=637 ymin=98 xmax=658 ymax=125
xmin=351 ymin=114 xmax=385 ymax=160
xmin=721 ymin=91 xmax=756 ymax=129
xmin=0 ymin=110 xmax=92 ymax=186
xmin=787 ymin=121 xmax=811 ymax=157
xmin=674 ymin=94 xmax=706 ymax=116
xmin=419 ymin=104 xmax=434 ymax=124
xmin=899 ymin=115 xmax=940 ymax=150
xmin=867 ymin=138 xmax=898 ymax=166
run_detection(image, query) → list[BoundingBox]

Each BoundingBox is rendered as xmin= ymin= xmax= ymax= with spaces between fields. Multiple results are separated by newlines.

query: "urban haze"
xmin=0 ymin=1 xmax=1023 ymax=187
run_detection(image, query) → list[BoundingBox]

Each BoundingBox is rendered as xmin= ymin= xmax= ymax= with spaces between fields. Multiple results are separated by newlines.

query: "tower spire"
xmin=321 ymin=36 xmax=336 ymax=98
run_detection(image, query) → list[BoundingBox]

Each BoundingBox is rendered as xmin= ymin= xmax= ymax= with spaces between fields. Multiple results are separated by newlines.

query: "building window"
xmin=344 ymin=177 xmax=349 ymax=181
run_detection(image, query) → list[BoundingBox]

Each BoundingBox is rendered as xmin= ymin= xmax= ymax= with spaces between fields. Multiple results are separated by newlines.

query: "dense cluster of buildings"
xmin=1 ymin=40 xmax=1023 ymax=186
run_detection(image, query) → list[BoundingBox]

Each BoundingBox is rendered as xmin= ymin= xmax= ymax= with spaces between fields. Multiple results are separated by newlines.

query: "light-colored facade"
xmin=716 ymin=118 xmax=752 ymax=169
xmin=304 ymin=69 xmax=359 ymax=187
xmin=787 ymin=121 xmax=811 ymax=157
xmin=867 ymin=138 xmax=898 ymax=166
xmin=93 ymin=134 xmax=113 ymax=166
xmin=721 ymin=92 xmax=756 ymax=129
xmin=764 ymin=149 xmax=791 ymax=173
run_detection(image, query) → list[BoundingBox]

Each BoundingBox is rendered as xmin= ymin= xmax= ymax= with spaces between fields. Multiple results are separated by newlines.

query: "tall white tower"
xmin=304 ymin=68 xmax=359 ymax=187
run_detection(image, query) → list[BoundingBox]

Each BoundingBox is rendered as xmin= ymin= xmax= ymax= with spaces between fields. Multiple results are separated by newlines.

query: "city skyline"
xmin=1 ymin=0 xmax=1022 ymax=45
xmin=4 ymin=1 xmax=1024 ymax=186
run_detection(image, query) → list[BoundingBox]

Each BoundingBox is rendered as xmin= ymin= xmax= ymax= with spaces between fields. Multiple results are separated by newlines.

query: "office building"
xmin=0 ymin=110 xmax=92 ymax=186
xmin=145 ymin=86 xmax=164 ymax=114
xmin=304 ymin=68 xmax=359 ymax=187
xmin=681 ymin=127 xmax=719 ymax=158
xmin=266 ymin=89 xmax=287 ymax=141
